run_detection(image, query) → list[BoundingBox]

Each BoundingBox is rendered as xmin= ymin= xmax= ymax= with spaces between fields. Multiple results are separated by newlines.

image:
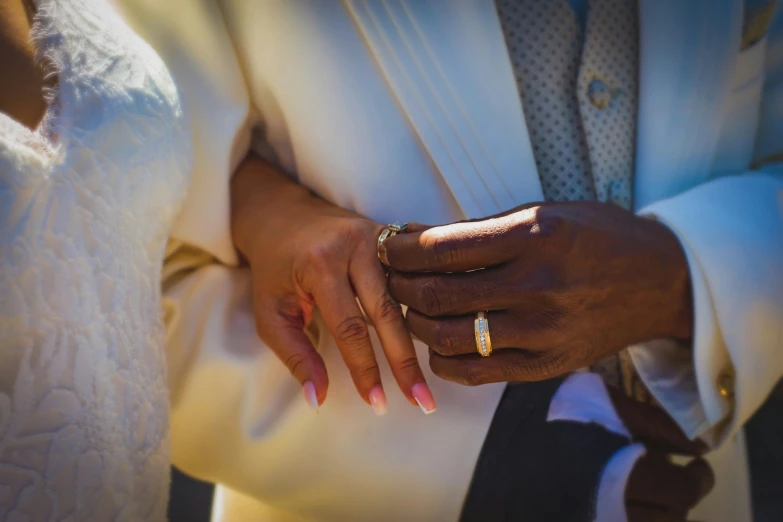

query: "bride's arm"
xmin=230 ymin=154 xmax=433 ymax=413
xmin=0 ymin=0 xmax=48 ymax=128
xmin=116 ymin=0 xmax=263 ymax=480
xmin=118 ymin=0 xmax=434 ymax=481
xmin=120 ymin=0 xmax=429 ymax=410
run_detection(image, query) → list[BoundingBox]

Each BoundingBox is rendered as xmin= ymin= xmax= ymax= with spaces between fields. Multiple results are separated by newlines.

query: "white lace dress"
xmin=0 ymin=0 xmax=191 ymax=520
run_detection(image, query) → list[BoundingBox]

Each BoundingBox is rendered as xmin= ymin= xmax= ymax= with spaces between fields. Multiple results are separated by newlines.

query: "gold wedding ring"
xmin=474 ymin=311 xmax=492 ymax=357
xmin=377 ymin=222 xmax=408 ymax=263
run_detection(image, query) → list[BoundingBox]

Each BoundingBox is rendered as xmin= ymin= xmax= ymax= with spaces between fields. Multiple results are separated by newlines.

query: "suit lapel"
xmin=346 ymin=0 xmax=744 ymax=213
xmin=344 ymin=0 xmax=543 ymax=218
xmin=634 ymin=0 xmax=744 ymax=209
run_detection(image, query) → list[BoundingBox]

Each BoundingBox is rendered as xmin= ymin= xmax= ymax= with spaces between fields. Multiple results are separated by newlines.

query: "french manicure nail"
xmin=369 ymin=386 xmax=388 ymax=416
xmin=303 ymin=381 xmax=319 ymax=411
xmin=412 ymin=382 xmax=436 ymax=415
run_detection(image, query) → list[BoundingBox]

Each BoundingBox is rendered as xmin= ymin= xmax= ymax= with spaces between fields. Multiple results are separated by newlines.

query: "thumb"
xmin=607 ymin=386 xmax=707 ymax=456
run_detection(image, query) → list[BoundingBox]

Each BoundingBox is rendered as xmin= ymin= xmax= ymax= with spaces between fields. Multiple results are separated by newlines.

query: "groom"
xmin=120 ymin=0 xmax=782 ymax=520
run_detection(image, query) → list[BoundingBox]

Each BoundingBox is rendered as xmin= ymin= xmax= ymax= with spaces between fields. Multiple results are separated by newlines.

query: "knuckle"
xmin=532 ymin=207 xmax=567 ymax=241
xmin=543 ymin=352 xmax=566 ymax=377
xmin=509 ymin=350 xmax=566 ymax=381
xmin=534 ymin=350 xmax=567 ymax=379
xmin=537 ymin=305 xmax=567 ymax=331
xmin=301 ymin=219 xmax=369 ymax=270
xmin=303 ymin=242 xmax=334 ymax=272
xmin=460 ymin=364 xmax=486 ymax=387
xmin=418 ymin=277 xmax=445 ymax=316
xmin=335 ymin=218 xmax=370 ymax=246
xmin=523 ymin=305 xmax=569 ymax=345
xmin=375 ymin=294 xmax=403 ymax=325
xmin=511 ymin=357 xmax=539 ymax=381
xmin=335 ymin=316 xmax=370 ymax=346
xmin=396 ymin=355 xmax=421 ymax=373
xmin=351 ymin=362 xmax=381 ymax=381
xmin=282 ymin=352 xmax=307 ymax=377
xmin=421 ymin=230 xmax=461 ymax=267
xmin=549 ymin=349 xmax=568 ymax=372
xmin=431 ymin=322 xmax=455 ymax=354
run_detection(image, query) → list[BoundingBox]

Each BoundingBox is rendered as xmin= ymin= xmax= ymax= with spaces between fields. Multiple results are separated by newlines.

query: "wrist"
xmin=661 ymin=261 xmax=693 ymax=342
xmin=645 ymin=219 xmax=694 ymax=342
xmin=230 ymin=156 xmax=314 ymax=259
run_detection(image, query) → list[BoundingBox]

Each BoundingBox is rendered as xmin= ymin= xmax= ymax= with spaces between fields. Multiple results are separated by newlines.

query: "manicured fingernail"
xmin=303 ymin=381 xmax=319 ymax=411
xmin=369 ymin=386 xmax=388 ymax=416
xmin=378 ymin=242 xmax=389 ymax=266
xmin=412 ymin=382 xmax=436 ymax=415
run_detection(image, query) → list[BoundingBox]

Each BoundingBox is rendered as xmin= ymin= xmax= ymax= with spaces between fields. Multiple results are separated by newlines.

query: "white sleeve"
xmin=629 ymin=8 xmax=783 ymax=447
xmin=116 ymin=0 xmax=264 ymax=476
xmin=629 ymin=166 xmax=783 ymax=446
xmin=116 ymin=0 xmax=255 ymax=266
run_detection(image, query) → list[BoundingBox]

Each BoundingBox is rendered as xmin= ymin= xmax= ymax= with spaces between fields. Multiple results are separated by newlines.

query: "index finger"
xmin=381 ymin=209 xmax=537 ymax=273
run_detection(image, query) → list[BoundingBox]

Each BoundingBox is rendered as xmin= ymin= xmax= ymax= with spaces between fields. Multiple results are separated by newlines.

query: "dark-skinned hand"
xmin=460 ymin=377 xmax=713 ymax=522
xmin=609 ymin=386 xmax=713 ymax=521
xmin=381 ymin=201 xmax=693 ymax=386
xmin=381 ymin=202 xmax=707 ymax=519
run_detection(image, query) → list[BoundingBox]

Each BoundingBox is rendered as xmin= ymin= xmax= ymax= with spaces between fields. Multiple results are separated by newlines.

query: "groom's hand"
xmin=626 ymin=454 xmax=714 ymax=522
xmin=608 ymin=387 xmax=714 ymax=521
xmin=382 ymin=201 xmax=693 ymax=385
xmin=460 ymin=377 xmax=712 ymax=522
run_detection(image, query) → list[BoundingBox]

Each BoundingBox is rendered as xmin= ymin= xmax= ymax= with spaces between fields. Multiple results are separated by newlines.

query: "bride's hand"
xmin=231 ymin=155 xmax=435 ymax=415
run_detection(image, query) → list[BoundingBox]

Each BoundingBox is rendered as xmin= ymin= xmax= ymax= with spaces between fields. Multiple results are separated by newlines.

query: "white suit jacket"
xmin=117 ymin=1 xmax=782 ymax=521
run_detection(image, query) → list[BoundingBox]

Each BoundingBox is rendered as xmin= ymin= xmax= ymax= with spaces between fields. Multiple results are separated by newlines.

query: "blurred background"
xmin=168 ymin=380 xmax=783 ymax=522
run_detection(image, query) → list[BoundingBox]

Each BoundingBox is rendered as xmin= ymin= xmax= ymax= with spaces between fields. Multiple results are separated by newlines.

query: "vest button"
xmin=587 ymin=78 xmax=616 ymax=109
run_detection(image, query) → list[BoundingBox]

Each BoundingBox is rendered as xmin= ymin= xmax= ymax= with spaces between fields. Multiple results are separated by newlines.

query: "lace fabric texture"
xmin=0 ymin=0 xmax=191 ymax=520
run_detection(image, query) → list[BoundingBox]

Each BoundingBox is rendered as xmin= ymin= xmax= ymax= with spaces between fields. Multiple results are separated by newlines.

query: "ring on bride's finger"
xmin=474 ymin=311 xmax=493 ymax=357
xmin=377 ymin=222 xmax=408 ymax=264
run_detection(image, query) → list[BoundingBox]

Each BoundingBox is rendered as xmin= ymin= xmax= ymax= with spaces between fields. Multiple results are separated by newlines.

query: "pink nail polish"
xmin=303 ymin=381 xmax=319 ymax=411
xmin=412 ymin=382 xmax=436 ymax=415
xmin=369 ymin=386 xmax=388 ymax=416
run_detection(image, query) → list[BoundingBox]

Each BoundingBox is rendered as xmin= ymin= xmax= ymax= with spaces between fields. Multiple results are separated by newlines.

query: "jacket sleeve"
xmin=116 ymin=0 xmax=254 ymax=266
xmin=629 ymin=10 xmax=783 ymax=445
xmin=630 ymin=166 xmax=783 ymax=447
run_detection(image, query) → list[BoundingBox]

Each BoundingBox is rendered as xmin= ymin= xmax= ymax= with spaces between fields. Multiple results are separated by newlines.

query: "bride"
xmin=0 ymin=0 xmax=190 ymax=519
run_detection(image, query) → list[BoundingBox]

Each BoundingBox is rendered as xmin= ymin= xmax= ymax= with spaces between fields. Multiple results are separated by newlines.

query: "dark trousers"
xmin=461 ymin=379 xmax=630 ymax=522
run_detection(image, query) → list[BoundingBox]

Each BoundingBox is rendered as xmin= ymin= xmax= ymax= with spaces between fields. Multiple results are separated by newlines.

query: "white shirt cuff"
xmin=628 ymin=214 xmax=734 ymax=447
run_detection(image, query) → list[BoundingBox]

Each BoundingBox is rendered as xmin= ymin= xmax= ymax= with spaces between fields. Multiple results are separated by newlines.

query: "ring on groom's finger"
xmin=474 ymin=311 xmax=492 ymax=357
xmin=377 ymin=222 xmax=408 ymax=264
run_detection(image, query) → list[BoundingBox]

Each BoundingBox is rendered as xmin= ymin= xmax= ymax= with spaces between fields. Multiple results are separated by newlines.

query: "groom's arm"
xmin=630 ymin=166 xmax=783 ymax=446
xmin=630 ymin=11 xmax=783 ymax=446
